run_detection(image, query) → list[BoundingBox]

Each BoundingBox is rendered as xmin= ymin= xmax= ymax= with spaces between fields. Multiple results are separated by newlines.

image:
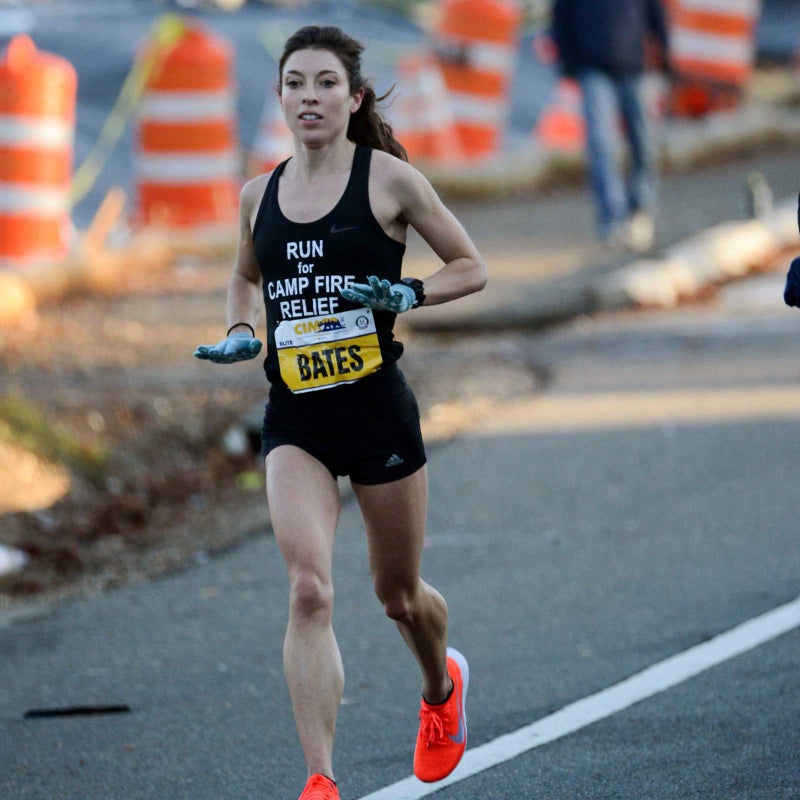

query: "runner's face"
xmin=280 ymin=48 xmax=363 ymax=144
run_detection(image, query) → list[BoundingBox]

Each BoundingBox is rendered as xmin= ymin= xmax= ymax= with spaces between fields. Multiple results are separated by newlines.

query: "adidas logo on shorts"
xmin=385 ymin=453 xmax=404 ymax=468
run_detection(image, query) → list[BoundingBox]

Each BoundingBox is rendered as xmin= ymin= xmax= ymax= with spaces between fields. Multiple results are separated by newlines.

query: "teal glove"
xmin=340 ymin=275 xmax=416 ymax=313
xmin=194 ymin=332 xmax=262 ymax=364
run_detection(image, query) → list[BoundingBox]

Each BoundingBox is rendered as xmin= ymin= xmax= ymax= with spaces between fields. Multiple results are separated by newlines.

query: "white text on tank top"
xmin=271 ymin=236 xmax=383 ymax=394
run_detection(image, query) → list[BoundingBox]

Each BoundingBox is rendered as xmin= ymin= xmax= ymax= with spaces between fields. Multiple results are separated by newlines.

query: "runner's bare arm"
xmin=380 ymin=156 xmax=487 ymax=307
xmin=227 ymin=177 xmax=267 ymax=332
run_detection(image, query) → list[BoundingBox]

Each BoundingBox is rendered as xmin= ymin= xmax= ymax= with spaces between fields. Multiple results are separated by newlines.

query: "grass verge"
xmin=0 ymin=395 xmax=107 ymax=487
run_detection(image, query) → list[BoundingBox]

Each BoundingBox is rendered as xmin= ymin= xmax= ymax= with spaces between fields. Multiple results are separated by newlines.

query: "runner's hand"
xmin=340 ymin=275 xmax=416 ymax=313
xmin=193 ymin=332 xmax=263 ymax=364
xmin=785 ymin=257 xmax=800 ymax=307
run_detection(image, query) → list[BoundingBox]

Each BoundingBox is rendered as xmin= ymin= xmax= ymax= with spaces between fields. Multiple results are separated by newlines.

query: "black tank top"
xmin=252 ymin=144 xmax=406 ymax=394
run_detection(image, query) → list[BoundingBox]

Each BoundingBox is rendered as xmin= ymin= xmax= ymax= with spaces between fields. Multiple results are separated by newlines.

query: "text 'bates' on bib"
xmin=275 ymin=308 xmax=383 ymax=393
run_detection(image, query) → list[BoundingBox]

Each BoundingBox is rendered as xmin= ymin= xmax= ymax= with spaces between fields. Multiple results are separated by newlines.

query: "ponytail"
xmin=348 ymin=85 xmax=408 ymax=161
xmin=279 ymin=25 xmax=408 ymax=162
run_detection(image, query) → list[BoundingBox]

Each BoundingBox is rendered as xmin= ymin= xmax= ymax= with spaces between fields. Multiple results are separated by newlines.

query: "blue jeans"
xmin=578 ymin=68 xmax=658 ymax=236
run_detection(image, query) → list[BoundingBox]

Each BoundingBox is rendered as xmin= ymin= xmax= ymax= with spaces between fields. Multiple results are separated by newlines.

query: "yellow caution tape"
xmin=69 ymin=14 xmax=189 ymax=208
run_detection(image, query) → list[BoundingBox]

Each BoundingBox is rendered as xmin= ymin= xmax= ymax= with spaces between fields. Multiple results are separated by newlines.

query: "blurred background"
xmin=0 ymin=0 xmax=796 ymax=227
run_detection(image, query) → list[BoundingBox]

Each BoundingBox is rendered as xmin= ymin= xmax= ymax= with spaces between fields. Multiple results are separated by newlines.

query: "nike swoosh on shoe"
xmin=449 ymin=707 xmax=466 ymax=744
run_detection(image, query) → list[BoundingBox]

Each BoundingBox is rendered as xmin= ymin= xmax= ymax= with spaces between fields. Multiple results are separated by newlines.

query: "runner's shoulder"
xmin=240 ymin=170 xmax=273 ymax=217
xmin=369 ymin=149 xmax=432 ymax=204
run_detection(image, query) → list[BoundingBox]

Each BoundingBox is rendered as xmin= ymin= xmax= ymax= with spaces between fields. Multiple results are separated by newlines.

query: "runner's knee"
xmin=289 ymin=569 xmax=333 ymax=621
xmin=375 ymin=579 xmax=419 ymax=623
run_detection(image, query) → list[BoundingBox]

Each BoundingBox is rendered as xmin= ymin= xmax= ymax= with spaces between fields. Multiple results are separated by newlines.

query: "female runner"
xmin=195 ymin=25 xmax=487 ymax=800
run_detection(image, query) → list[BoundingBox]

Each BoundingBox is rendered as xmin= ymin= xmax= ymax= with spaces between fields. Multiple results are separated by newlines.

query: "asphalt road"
xmin=2 ymin=270 xmax=799 ymax=799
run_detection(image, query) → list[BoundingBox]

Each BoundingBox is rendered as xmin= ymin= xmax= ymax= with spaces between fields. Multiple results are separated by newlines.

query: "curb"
xmin=407 ymin=196 xmax=799 ymax=333
xmin=0 ymin=233 xmax=173 ymax=307
xmin=0 ymin=227 xmax=237 ymax=327
xmin=592 ymin=196 xmax=798 ymax=311
xmin=659 ymin=103 xmax=800 ymax=172
xmin=423 ymin=102 xmax=800 ymax=200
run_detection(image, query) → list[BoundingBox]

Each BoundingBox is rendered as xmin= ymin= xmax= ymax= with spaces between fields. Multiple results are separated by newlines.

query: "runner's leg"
xmin=267 ymin=445 xmax=343 ymax=781
xmin=353 ymin=466 xmax=451 ymax=704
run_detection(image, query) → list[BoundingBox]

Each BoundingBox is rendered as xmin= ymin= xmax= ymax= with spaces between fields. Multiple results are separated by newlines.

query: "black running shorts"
xmin=261 ymin=363 xmax=427 ymax=485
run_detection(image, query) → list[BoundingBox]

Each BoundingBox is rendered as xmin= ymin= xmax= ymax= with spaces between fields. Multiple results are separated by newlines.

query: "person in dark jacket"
xmin=783 ymin=193 xmax=800 ymax=307
xmin=552 ymin=0 xmax=670 ymax=252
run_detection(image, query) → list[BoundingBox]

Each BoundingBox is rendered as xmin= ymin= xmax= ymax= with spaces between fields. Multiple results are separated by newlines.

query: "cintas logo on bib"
xmin=293 ymin=316 xmax=347 ymax=335
xmin=274 ymin=308 xmax=383 ymax=393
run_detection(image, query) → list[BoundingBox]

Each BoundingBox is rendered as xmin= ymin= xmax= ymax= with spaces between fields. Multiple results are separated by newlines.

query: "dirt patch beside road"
xmin=0 ymin=257 xmax=537 ymax=610
xmin=0 ymin=259 xmax=268 ymax=607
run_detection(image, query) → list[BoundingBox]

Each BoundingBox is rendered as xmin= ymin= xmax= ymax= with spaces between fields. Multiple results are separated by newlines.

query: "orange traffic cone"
xmin=535 ymin=78 xmax=585 ymax=153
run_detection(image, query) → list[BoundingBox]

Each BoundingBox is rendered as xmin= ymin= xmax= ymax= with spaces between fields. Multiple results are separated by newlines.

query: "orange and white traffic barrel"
xmin=431 ymin=0 xmax=523 ymax=160
xmin=668 ymin=0 xmax=761 ymax=115
xmin=248 ymin=91 xmax=293 ymax=178
xmin=135 ymin=19 xmax=239 ymax=229
xmin=0 ymin=35 xmax=76 ymax=267
xmin=391 ymin=51 xmax=464 ymax=166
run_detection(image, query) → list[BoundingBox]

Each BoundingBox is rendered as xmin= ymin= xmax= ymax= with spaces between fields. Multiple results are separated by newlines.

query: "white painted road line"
xmin=357 ymin=595 xmax=800 ymax=800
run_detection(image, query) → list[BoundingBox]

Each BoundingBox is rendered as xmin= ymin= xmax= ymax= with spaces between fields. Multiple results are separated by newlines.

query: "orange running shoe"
xmin=413 ymin=647 xmax=469 ymax=782
xmin=298 ymin=773 xmax=340 ymax=800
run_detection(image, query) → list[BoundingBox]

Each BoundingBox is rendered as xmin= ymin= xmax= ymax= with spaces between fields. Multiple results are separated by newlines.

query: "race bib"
xmin=274 ymin=308 xmax=383 ymax=393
